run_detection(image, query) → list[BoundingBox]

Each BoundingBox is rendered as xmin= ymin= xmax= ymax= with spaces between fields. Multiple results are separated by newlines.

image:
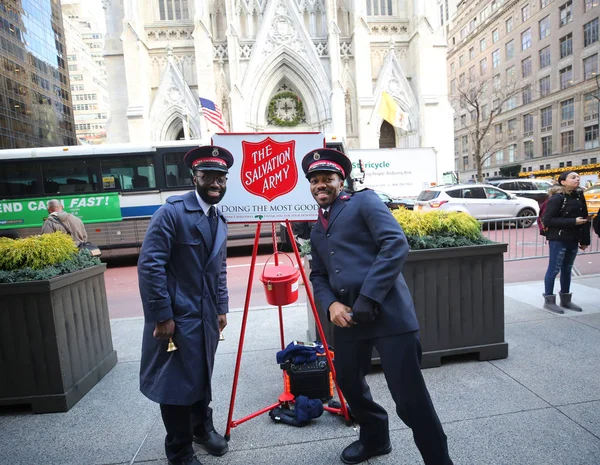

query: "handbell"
xmin=219 ymin=331 xmax=225 ymax=342
xmin=167 ymin=337 xmax=178 ymax=352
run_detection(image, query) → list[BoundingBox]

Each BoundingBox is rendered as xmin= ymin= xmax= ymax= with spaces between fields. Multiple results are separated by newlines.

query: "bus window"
xmin=101 ymin=156 xmax=156 ymax=190
xmin=41 ymin=160 xmax=98 ymax=194
xmin=164 ymin=152 xmax=193 ymax=187
xmin=0 ymin=162 xmax=40 ymax=196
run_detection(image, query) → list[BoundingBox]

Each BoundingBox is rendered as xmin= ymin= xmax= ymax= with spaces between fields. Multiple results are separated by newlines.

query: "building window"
xmin=454 ymin=138 xmax=459 ymax=156
xmin=440 ymin=4 xmax=444 ymax=25
xmin=524 ymin=113 xmax=534 ymax=134
xmin=522 ymin=29 xmax=532 ymax=51
xmin=540 ymin=75 xmax=551 ymax=97
xmin=508 ymin=118 xmax=517 ymax=139
xmin=462 ymin=135 xmax=469 ymax=154
xmin=540 ymin=46 xmax=551 ymax=68
xmin=493 ymin=29 xmax=499 ymax=43
xmin=522 ymin=56 xmax=532 ymax=77
xmin=585 ymin=0 xmax=599 ymax=12
xmin=583 ymin=158 xmax=589 ymax=164
xmin=469 ymin=47 xmax=475 ymax=59
xmin=506 ymin=40 xmax=515 ymax=60
xmin=584 ymin=54 xmax=599 ymax=79
xmin=541 ymin=106 xmax=553 ymax=131
xmin=585 ymin=125 xmax=600 ymax=148
xmin=508 ymin=144 xmax=516 ymax=162
xmin=522 ymin=4 xmax=530 ymax=21
xmin=506 ymin=17 xmax=513 ymax=33
xmin=459 ymin=72 xmax=465 ymax=85
xmin=541 ymin=0 xmax=551 ymax=7
xmin=480 ymin=58 xmax=488 ymax=74
xmin=158 ymin=0 xmax=190 ymax=20
xmin=592 ymin=157 xmax=598 ymax=163
xmin=450 ymin=62 xmax=455 ymax=73
xmin=584 ymin=91 xmax=600 ymax=120
xmin=506 ymin=66 xmax=516 ymax=81
xmin=562 ymin=131 xmax=574 ymax=152
xmin=524 ymin=140 xmax=534 ymax=159
xmin=482 ymin=104 xmax=489 ymax=119
xmin=542 ymin=136 xmax=553 ymax=156
xmin=559 ymin=162 xmax=565 ymax=168
xmin=560 ymin=34 xmax=573 ymax=58
xmin=463 ymin=156 xmax=469 ymax=169
xmin=567 ymin=161 xmax=572 ymax=166
xmin=493 ymin=74 xmax=501 ymax=89
xmin=539 ymin=16 xmax=551 ymax=39
xmin=451 ymin=79 xmax=456 ymax=93
xmin=495 ymin=123 xmax=503 ymax=141
xmin=560 ymin=66 xmax=573 ymax=89
xmin=561 ymin=98 xmax=574 ymax=124
xmin=480 ymin=38 xmax=486 ymax=52
xmin=522 ymin=86 xmax=532 ymax=104
xmin=461 ymin=114 xmax=467 ymax=126
xmin=559 ymin=1 xmax=572 ymax=26
xmin=459 ymin=55 xmax=464 ymax=66
xmin=492 ymin=49 xmax=500 ymax=68
xmin=584 ymin=18 xmax=599 ymax=47
xmin=469 ymin=66 xmax=476 ymax=80
xmin=507 ymin=96 xmax=517 ymax=110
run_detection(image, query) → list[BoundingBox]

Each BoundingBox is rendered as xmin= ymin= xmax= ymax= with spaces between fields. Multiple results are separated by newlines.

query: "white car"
xmin=415 ymin=184 xmax=540 ymax=227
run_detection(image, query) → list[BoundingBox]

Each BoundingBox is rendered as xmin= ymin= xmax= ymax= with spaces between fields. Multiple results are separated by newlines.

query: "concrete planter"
xmin=0 ymin=265 xmax=118 ymax=413
xmin=307 ymin=243 xmax=509 ymax=368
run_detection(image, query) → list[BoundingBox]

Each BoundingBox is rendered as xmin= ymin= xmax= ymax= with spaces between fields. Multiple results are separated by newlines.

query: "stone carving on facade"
xmin=314 ymin=41 xmax=328 ymax=57
xmin=340 ymin=41 xmax=352 ymax=58
xmin=147 ymin=27 xmax=194 ymax=41
xmin=214 ymin=43 xmax=228 ymax=61
xmin=239 ymin=42 xmax=254 ymax=58
xmin=264 ymin=2 xmax=305 ymax=55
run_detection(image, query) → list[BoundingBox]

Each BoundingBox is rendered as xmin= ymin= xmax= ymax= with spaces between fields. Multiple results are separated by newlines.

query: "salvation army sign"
xmin=241 ymin=137 xmax=298 ymax=201
xmin=212 ymin=133 xmax=324 ymax=222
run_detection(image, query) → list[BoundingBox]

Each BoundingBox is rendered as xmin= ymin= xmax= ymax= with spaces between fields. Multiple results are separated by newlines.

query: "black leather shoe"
xmin=341 ymin=440 xmax=392 ymax=464
xmin=193 ymin=430 xmax=229 ymax=456
xmin=168 ymin=454 xmax=203 ymax=465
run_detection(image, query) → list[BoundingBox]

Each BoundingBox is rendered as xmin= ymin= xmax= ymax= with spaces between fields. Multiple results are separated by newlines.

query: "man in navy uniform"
xmin=303 ymin=148 xmax=453 ymax=465
xmin=138 ymin=146 xmax=232 ymax=465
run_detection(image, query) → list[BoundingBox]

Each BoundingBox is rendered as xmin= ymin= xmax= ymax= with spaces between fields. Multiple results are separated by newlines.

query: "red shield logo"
xmin=241 ymin=137 xmax=298 ymax=201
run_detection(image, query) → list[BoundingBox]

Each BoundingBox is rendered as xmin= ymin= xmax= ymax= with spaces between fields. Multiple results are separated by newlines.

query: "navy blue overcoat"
xmin=138 ymin=191 xmax=228 ymax=405
xmin=310 ymin=189 xmax=419 ymax=342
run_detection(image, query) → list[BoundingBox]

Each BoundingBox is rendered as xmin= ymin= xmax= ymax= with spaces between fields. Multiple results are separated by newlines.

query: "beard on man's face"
xmin=196 ymin=183 xmax=226 ymax=205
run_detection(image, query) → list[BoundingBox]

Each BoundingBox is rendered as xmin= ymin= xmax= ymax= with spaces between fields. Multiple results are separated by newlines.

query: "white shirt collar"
xmin=194 ymin=190 xmax=217 ymax=216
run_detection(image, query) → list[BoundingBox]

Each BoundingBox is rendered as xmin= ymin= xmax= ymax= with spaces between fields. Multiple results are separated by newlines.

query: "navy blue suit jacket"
xmin=310 ymin=189 xmax=419 ymax=342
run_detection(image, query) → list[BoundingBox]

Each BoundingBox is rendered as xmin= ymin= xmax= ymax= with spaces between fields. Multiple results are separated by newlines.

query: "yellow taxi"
xmin=584 ymin=185 xmax=600 ymax=215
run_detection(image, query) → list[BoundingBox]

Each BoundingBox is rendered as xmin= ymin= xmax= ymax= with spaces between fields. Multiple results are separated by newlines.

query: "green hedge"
xmin=0 ymin=232 xmax=101 ymax=283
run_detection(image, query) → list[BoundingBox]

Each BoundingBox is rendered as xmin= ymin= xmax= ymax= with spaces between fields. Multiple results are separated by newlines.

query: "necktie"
xmin=319 ymin=209 xmax=329 ymax=230
xmin=208 ymin=206 xmax=218 ymax=240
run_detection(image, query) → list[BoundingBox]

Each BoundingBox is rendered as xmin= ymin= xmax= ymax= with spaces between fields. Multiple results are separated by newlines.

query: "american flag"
xmin=199 ymin=97 xmax=228 ymax=132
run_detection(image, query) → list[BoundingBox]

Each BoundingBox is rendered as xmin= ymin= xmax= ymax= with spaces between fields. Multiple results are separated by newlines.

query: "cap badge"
xmin=313 ymin=152 xmax=320 ymax=160
xmin=212 ymin=148 xmax=219 ymax=157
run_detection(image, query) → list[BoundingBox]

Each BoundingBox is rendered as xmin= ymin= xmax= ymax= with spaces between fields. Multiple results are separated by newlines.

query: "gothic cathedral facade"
xmin=104 ymin=0 xmax=454 ymax=176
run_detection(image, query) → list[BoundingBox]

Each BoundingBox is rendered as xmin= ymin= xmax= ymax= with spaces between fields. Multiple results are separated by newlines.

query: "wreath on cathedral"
xmin=268 ymin=91 xmax=305 ymax=127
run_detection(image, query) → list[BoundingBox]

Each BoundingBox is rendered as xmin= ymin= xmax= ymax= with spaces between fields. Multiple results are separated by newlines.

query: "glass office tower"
xmin=0 ymin=0 xmax=76 ymax=149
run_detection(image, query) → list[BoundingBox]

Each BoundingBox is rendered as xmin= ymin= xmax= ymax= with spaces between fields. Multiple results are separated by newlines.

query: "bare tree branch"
xmin=451 ymin=73 xmax=526 ymax=181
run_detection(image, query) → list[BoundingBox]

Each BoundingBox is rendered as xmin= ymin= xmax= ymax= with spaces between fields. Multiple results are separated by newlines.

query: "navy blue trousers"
xmin=334 ymin=331 xmax=453 ymax=465
xmin=160 ymin=397 xmax=212 ymax=463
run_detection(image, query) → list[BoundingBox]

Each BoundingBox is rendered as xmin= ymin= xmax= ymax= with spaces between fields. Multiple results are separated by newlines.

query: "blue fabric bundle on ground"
xmin=268 ymin=396 xmax=324 ymax=427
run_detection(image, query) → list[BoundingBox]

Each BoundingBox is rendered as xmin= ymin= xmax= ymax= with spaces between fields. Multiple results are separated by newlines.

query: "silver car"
xmin=415 ymin=184 xmax=540 ymax=227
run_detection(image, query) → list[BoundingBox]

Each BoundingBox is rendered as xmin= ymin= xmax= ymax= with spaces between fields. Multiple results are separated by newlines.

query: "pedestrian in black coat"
xmin=542 ymin=171 xmax=590 ymax=313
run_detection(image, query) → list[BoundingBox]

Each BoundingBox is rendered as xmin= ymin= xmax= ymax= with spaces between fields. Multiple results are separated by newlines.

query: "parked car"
xmin=375 ymin=190 xmax=415 ymax=210
xmin=415 ymin=184 xmax=540 ymax=227
xmin=584 ymin=184 xmax=600 ymax=215
xmin=487 ymin=178 xmax=552 ymax=205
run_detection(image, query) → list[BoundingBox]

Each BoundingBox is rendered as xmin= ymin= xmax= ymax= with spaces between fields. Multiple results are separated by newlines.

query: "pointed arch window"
xmin=366 ymin=0 xmax=393 ymax=16
xmin=158 ymin=0 xmax=190 ymax=20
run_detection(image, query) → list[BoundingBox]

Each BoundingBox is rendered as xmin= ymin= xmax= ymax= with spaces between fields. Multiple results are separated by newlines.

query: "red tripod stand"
xmin=224 ymin=220 xmax=351 ymax=440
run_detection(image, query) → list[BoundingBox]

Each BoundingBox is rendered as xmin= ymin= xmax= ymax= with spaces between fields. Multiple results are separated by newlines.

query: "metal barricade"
xmin=479 ymin=217 xmax=600 ymax=261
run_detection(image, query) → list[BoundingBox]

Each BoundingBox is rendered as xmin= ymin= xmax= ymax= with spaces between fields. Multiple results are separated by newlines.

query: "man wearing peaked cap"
xmin=138 ymin=144 xmax=233 ymax=465
xmin=302 ymin=148 xmax=353 ymax=181
xmin=183 ymin=145 xmax=234 ymax=172
xmin=302 ymin=148 xmax=453 ymax=465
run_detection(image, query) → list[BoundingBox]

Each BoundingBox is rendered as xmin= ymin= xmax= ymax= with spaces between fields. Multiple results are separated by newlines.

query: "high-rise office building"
xmin=0 ymin=0 xmax=76 ymax=149
xmin=448 ymin=0 xmax=600 ymax=180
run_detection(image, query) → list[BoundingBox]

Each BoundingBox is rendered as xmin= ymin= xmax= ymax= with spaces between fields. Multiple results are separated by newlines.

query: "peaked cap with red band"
xmin=302 ymin=148 xmax=352 ymax=180
xmin=183 ymin=145 xmax=234 ymax=173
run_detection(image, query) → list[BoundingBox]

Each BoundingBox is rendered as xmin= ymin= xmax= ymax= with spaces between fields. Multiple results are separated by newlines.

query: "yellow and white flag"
xmin=378 ymin=91 xmax=409 ymax=130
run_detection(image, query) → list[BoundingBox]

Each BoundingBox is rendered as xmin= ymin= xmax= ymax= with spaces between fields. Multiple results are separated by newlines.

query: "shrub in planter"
xmin=0 ymin=232 xmax=117 ymax=413
xmin=0 ymin=232 xmax=101 ymax=283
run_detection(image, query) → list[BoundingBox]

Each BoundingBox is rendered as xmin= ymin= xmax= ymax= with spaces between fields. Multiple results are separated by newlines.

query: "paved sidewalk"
xmin=2 ymin=277 xmax=600 ymax=465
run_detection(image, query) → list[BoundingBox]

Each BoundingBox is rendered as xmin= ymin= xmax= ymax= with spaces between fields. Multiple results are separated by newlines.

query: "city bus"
xmin=0 ymin=138 xmax=346 ymax=258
